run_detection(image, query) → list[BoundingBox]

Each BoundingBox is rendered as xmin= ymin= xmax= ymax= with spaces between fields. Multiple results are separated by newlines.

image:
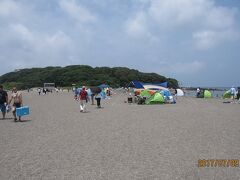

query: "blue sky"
xmin=0 ymin=0 xmax=239 ymax=87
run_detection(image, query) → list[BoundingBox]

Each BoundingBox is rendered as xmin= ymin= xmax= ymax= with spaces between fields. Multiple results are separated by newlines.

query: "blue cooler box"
xmin=16 ymin=106 xmax=30 ymax=116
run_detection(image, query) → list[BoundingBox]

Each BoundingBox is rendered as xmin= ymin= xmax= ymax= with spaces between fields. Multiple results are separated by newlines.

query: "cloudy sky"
xmin=0 ymin=0 xmax=239 ymax=86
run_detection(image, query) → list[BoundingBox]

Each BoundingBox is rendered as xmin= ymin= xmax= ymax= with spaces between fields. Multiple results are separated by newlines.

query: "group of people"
xmin=37 ymin=88 xmax=55 ymax=95
xmin=0 ymin=85 xmax=23 ymax=122
xmin=74 ymin=86 xmax=106 ymax=113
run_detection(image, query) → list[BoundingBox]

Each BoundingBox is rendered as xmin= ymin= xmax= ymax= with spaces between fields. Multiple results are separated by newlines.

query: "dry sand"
xmin=0 ymin=91 xmax=239 ymax=180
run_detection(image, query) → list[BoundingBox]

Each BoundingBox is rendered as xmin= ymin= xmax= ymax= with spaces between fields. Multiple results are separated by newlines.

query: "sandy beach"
xmin=0 ymin=91 xmax=239 ymax=180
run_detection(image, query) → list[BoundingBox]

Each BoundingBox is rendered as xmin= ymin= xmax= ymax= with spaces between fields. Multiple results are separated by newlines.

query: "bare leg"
xmin=91 ymin=95 xmax=95 ymax=105
xmin=80 ymin=100 xmax=83 ymax=112
xmin=13 ymin=110 xmax=17 ymax=121
xmin=2 ymin=111 xmax=6 ymax=119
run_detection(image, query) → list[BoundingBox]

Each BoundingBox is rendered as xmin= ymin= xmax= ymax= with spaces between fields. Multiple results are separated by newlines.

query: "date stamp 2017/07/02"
xmin=198 ymin=159 xmax=239 ymax=167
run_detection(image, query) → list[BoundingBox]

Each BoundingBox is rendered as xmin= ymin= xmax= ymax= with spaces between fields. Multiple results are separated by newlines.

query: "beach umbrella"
xmin=90 ymin=86 xmax=101 ymax=94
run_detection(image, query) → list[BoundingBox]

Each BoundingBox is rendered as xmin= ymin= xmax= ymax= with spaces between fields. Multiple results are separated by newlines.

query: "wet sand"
xmin=0 ymin=91 xmax=239 ymax=180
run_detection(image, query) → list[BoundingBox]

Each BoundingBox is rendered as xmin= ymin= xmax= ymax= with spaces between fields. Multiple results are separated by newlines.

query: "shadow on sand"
xmin=11 ymin=119 xmax=32 ymax=123
xmin=0 ymin=118 xmax=13 ymax=121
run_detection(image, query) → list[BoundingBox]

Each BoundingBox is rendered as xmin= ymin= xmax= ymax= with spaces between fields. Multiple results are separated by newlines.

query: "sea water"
xmin=184 ymin=87 xmax=232 ymax=98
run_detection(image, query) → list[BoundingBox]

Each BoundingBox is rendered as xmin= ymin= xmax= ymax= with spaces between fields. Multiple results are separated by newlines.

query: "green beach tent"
xmin=223 ymin=91 xmax=231 ymax=99
xmin=204 ymin=90 xmax=212 ymax=98
xmin=140 ymin=90 xmax=152 ymax=98
xmin=145 ymin=92 xmax=164 ymax=104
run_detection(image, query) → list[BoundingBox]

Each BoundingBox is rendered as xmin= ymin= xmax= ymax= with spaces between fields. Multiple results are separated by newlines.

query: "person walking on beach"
xmin=79 ymin=86 xmax=88 ymax=112
xmin=91 ymin=93 xmax=95 ymax=105
xmin=38 ymin=88 xmax=41 ymax=95
xmin=196 ymin=87 xmax=200 ymax=97
xmin=237 ymin=87 xmax=240 ymax=101
xmin=0 ymin=85 xmax=8 ymax=119
xmin=95 ymin=92 xmax=102 ymax=108
xmin=87 ymin=88 xmax=95 ymax=105
xmin=230 ymin=86 xmax=236 ymax=102
xmin=9 ymin=87 xmax=23 ymax=122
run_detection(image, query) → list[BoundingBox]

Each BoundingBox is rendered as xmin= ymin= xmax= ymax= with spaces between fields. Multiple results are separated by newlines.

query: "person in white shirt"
xmin=196 ymin=88 xmax=200 ymax=97
xmin=230 ymin=86 xmax=236 ymax=102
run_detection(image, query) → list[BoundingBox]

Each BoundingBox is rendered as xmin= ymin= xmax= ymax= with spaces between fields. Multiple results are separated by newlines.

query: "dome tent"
xmin=223 ymin=91 xmax=231 ymax=99
xmin=204 ymin=90 xmax=212 ymax=98
xmin=145 ymin=92 xmax=165 ymax=105
xmin=140 ymin=90 xmax=152 ymax=98
xmin=160 ymin=89 xmax=171 ymax=98
xmin=197 ymin=89 xmax=212 ymax=98
xmin=176 ymin=89 xmax=184 ymax=96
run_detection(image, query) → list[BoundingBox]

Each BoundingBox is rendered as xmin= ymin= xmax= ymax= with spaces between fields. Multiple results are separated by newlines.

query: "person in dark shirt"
xmin=0 ymin=84 xmax=8 ymax=119
xmin=237 ymin=87 xmax=240 ymax=100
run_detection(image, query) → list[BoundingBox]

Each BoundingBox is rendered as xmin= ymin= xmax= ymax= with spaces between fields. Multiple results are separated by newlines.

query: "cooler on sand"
xmin=16 ymin=106 xmax=30 ymax=117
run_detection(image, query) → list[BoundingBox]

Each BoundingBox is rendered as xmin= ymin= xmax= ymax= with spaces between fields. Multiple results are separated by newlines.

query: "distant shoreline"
xmin=182 ymin=87 xmax=231 ymax=91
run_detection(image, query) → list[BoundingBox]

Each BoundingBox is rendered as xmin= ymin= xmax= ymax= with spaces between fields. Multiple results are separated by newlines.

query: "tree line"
xmin=0 ymin=65 xmax=179 ymax=89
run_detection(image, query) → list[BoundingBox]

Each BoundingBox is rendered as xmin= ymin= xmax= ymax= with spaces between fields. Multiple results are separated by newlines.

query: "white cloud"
xmin=8 ymin=24 xmax=71 ymax=48
xmin=205 ymin=6 xmax=236 ymax=29
xmin=125 ymin=12 xmax=148 ymax=37
xmin=148 ymin=0 xmax=212 ymax=26
xmin=46 ymin=31 xmax=72 ymax=47
xmin=174 ymin=61 xmax=205 ymax=74
xmin=59 ymin=0 xmax=96 ymax=23
xmin=125 ymin=12 xmax=159 ymax=42
xmin=159 ymin=60 xmax=205 ymax=75
xmin=125 ymin=0 xmax=239 ymax=49
xmin=0 ymin=0 xmax=20 ymax=17
xmin=193 ymin=30 xmax=218 ymax=49
xmin=1 ymin=23 xmax=75 ymax=68
xmin=193 ymin=29 xmax=239 ymax=50
xmin=10 ymin=24 xmax=34 ymax=42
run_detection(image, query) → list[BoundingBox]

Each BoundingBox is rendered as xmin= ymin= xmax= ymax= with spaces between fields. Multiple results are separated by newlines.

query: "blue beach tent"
xmin=128 ymin=80 xmax=144 ymax=89
xmin=158 ymin=82 xmax=168 ymax=88
xmin=160 ymin=89 xmax=172 ymax=97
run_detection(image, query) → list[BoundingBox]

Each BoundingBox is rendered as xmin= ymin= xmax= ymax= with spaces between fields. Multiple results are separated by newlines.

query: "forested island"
xmin=0 ymin=65 xmax=179 ymax=89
